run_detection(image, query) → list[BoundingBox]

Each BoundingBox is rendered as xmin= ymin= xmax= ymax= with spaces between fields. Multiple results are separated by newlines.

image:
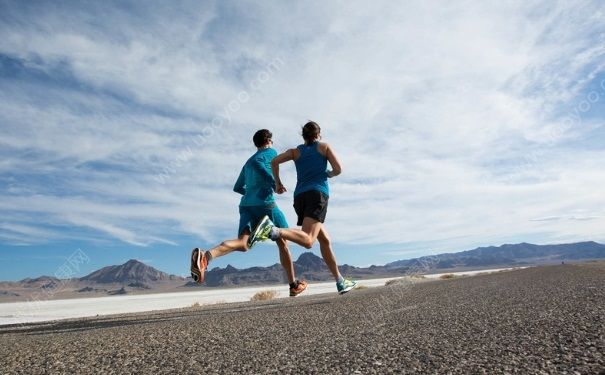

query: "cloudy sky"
xmin=1 ymin=1 xmax=604 ymax=280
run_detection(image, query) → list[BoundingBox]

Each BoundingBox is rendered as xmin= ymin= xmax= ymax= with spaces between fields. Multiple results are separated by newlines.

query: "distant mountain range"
xmin=1 ymin=241 xmax=604 ymax=301
xmin=202 ymin=241 xmax=605 ymax=285
xmin=0 ymin=259 xmax=186 ymax=301
xmin=385 ymin=241 xmax=605 ymax=271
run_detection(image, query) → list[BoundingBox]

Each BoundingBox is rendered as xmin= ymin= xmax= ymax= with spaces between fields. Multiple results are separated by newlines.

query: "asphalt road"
xmin=1 ymin=262 xmax=604 ymax=374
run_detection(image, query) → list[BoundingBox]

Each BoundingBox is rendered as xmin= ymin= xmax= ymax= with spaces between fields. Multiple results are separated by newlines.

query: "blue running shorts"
xmin=238 ymin=203 xmax=289 ymax=236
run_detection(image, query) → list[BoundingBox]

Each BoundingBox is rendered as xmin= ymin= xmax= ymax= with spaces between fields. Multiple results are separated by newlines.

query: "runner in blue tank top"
xmin=190 ymin=129 xmax=307 ymax=297
xmin=293 ymin=141 xmax=329 ymax=197
xmin=247 ymin=121 xmax=357 ymax=294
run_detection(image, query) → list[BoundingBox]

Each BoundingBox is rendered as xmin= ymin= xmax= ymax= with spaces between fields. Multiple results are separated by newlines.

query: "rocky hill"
xmin=80 ymin=259 xmax=182 ymax=284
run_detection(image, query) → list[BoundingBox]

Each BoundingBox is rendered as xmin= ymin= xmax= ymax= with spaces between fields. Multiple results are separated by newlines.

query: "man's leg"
xmin=277 ymin=237 xmax=308 ymax=296
xmin=276 ymin=238 xmax=295 ymax=284
xmin=207 ymin=234 xmax=249 ymax=258
xmin=190 ymin=232 xmax=250 ymax=284
xmin=268 ymin=205 xmax=307 ymax=296
xmin=191 ymin=206 xmax=254 ymax=283
xmin=317 ymin=226 xmax=342 ymax=281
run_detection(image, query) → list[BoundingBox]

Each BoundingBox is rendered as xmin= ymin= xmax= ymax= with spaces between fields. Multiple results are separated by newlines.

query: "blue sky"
xmin=1 ymin=1 xmax=604 ymax=281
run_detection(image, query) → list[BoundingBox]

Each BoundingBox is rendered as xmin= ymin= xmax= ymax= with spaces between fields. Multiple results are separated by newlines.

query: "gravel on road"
xmin=1 ymin=262 xmax=604 ymax=374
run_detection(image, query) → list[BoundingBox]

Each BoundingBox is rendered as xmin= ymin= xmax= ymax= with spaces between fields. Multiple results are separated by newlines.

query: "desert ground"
xmin=1 ymin=262 xmax=603 ymax=374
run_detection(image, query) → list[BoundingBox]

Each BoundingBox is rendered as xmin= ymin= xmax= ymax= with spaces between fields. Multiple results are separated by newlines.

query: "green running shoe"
xmin=336 ymin=278 xmax=357 ymax=294
xmin=247 ymin=215 xmax=274 ymax=248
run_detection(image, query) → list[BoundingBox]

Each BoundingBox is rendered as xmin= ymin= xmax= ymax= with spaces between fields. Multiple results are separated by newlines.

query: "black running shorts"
xmin=293 ymin=190 xmax=329 ymax=226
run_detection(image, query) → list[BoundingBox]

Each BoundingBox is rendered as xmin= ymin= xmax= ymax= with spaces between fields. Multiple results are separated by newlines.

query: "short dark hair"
xmin=302 ymin=121 xmax=321 ymax=144
xmin=253 ymin=129 xmax=272 ymax=147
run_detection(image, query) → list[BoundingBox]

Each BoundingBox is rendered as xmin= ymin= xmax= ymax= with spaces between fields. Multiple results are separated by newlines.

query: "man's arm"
xmin=251 ymin=155 xmax=275 ymax=184
xmin=233 ymin=166 xmax=246 ymax=195
xmin=271 ymin=149 xmax=296 ymax=194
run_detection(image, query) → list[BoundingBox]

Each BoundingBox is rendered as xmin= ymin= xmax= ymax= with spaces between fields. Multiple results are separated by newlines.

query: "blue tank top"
xmin=294 ymin=142 xmax=329 ymax=197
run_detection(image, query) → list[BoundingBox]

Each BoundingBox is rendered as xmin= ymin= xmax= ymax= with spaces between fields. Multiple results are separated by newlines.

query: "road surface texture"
xmin=1 ymin=262 xmax=604 ymax=374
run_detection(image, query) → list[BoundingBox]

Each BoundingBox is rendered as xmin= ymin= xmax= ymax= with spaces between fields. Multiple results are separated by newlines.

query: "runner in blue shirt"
xmin=190 ymin=129 xmax=307 ymax=297
xmin=248 ymin=121 xmax=357 ymax=294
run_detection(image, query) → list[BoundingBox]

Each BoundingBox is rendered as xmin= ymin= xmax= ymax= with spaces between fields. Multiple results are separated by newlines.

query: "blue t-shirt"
xmin=233 ymin=148 xmax=277 ymax=207
xmin=294 ymin=142 xmax=329 ymax=197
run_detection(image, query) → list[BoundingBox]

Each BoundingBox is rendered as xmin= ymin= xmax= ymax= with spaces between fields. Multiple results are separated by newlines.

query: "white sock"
xmin=336 ymin=275 xmax=344 ymax=283
xmin=269 ymin=227 xmax=280 ymax=241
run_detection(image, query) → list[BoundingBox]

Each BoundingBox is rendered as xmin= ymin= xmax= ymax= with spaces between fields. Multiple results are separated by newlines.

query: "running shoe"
xmin=247 ymin=215 xmax=274 ymax=248
xmin=336 ymin=278 xmax=357 ymax=294
xmin=289 ymin=280 xmax=308 ymax=297
xmin=190 ymin=248 xmax=208 ymax=284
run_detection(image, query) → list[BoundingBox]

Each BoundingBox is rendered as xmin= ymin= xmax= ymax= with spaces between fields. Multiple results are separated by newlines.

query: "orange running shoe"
xmin=289 ymin=280 xmax=308 ymax=297
xmin=190 ymin=248 xmax=208 ymax=284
